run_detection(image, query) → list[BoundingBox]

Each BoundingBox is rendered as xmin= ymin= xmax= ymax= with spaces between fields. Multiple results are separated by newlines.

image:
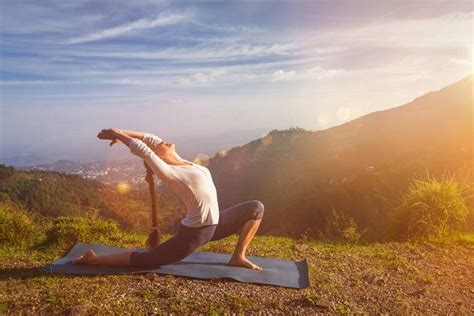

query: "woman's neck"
xmin=164 ymin=155 xmax=193 ymax=166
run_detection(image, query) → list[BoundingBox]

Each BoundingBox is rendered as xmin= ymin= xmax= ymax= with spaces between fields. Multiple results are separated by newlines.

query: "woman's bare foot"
xmin=73 ymin=249 xmax=96 ymax=265
xmin=228 ymin=255 xmax=262 ymax=270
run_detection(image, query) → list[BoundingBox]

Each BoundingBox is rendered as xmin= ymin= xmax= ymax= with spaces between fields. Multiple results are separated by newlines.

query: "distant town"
xmin=22 ymin=160 xmax=152 ymax=187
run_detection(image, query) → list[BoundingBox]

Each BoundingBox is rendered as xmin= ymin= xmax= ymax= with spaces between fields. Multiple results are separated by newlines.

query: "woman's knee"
xmin=250 ymin=200 xmax=264 ymax=220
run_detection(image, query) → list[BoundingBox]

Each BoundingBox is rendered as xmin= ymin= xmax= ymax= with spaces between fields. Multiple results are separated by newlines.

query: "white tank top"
xmin=128 ymin=133 xmax=219 ymax=227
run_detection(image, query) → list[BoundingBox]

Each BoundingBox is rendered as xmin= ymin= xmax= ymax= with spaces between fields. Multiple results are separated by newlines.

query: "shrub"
xmin=0 ymin=164 xmax=14 ymax=179
xmin=45 ymin=216 xmax=124 ymax=247
xmin=0 ymin=200 xmax=41 ymax=248
xmin=394 ymin=175 xmax=470 ymax=238
xmin=320 ymin=207 xmax=362 ymax=243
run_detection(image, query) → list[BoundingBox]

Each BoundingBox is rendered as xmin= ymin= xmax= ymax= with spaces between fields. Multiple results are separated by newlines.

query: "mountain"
xmin=0 ymin=165 xmax=185 ymax=233
xmin=0 ymin=154 xmax=50 ymax=167
xmin=207 ymin=74 xmax=473 ymax=238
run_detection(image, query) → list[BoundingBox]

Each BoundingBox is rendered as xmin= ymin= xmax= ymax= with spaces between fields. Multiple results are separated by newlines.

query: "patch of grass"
xmin=202 ymin=234 xmax=298 ymax=259
xmin=0 ymin=200 xmax=44 ymax=248
xmin=157 ymin=285 xmax=175 ymax=299
xmin=44 ymin=216 xmax=124 ymax=248
xmin=337 ymin=304 xmax=350 ymax=313
xmin=141 ymin=289 xmax=158 ymax=301
xmin=0 ymin=302 xmax=7 ymax=314
xmin=208 ymin=307 xmax=226 ymax=315
xmin=394 ymin=174 xmax=471 ymax=239
xmin=301 ymin=288 xmax=321 ymax=306
xmin=363 ymin=246 xmax=412 ymax=271
xmin=320 ymin=207 xmax=363 ymax=243
xmin=0 ymin=245 xmax=61 ymax=263
xmin=226 ymin=293 xmax=256 ymax=312
xmin=421 ymin=232 xmax=474 ymax=249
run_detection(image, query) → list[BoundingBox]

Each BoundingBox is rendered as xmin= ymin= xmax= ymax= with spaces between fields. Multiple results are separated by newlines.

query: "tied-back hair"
xmin=144 ymin=161 xmax=158 ymax=229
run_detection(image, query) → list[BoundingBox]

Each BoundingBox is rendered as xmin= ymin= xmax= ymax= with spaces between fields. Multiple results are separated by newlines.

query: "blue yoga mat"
xmin=42 ymin=242 xmax=309 ymax=289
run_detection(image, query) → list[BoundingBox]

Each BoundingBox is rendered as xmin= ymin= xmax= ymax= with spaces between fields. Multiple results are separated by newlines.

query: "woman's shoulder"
xmin=191 ymin=162 xmax=211 ymax=175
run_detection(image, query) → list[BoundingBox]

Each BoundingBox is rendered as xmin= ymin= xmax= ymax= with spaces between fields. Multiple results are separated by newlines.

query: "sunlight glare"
xmin=471 ymin=45 xmax=474 ymax=73
xmin=217 ymin=150 xmax=228 ymax=158
xmin=193 ymin=153 xmax=210 ymax=166
xmin=260 ymin=134 xmax=273 ymax=146
xmin=116 ymin=181 xmax=130 ymax=194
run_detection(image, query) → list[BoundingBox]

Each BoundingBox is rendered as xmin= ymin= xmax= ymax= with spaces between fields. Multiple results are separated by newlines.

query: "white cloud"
xmin=336 ymin=107 xmax=352 ymax=122
xmin=307 ymin=67 xmax=344 ymax=79
xmin=272 ymin=69 xmax=296 ymax=82
xmin=67 ymin=12 xmax=190 ymax=44
xmin=65 ymin=42 xmax=299 ymax=60
xmin=270 ymin=67 xmax=344 ymax=83
xmin=177 ymin=69 xmax=228 ymax=86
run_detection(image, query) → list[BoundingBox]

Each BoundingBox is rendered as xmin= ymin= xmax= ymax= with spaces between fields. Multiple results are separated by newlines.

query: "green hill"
xmin=0 ymin=165 xmax=184 ymax=233
xmin=208 ymin=75 xmax=473 ymax=239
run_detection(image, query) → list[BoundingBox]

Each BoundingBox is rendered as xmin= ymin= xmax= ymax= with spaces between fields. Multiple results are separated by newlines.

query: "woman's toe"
xmin=73 ymin=249 xmax=96 ymax=265
xmin=228 ymin=256 xmax=263 ymax=270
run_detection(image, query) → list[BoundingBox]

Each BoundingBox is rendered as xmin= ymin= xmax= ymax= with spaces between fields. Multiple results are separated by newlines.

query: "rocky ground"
xmin=1 ymin=235 xmax=473 ymax=314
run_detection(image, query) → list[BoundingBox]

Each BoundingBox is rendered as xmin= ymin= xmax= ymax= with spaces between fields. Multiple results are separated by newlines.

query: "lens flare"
xmin=217 ymin=150 xmax=228 ymax=158
xmin=193 ymin=153 xmax=210 ymax=166
xmin=116 ymin=181 xmax=130 ymax=194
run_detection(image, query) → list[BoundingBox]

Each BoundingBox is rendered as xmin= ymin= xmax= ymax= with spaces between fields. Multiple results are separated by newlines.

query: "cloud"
xmin=0 ymin=80 xmax=82 ymax=85
xmin=307 ymin=66 xmax=344 ymax=79
xmin=63 ymin=42 xmax=299 ymax=60
xmin=272 ymin=69 xmax=296 ymax=82
xmin=270 ymin=67 xmax=344 ymax=83
xmin=177 ymin=69 xmax=228 ymax=86
xmin=67 ymin=12 xmax=190 ymax=44
xmin=336 ymin=107 xmax=352 ymax=121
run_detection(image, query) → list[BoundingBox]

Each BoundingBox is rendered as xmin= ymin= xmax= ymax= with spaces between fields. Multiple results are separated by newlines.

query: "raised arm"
xmin=98 ymin=129 xmax=178 ymax=186
xmin=120 ymin=129 xmax=165 ymax=150
xmin=120 ymin=129 xmax=146 ymax=140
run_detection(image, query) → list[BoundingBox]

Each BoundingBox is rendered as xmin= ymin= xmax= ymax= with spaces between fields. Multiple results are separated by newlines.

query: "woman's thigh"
xmin=130 ymin=224 xmax=217 ymax=268
xmin=210 ymin=200 xmax=264 ymax=241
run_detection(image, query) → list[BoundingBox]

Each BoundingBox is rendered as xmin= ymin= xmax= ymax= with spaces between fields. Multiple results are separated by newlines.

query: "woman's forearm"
xmin=112 ymin=129 xmax=134 ymax=147
xmin=120 ymin=129 xmax=145 ymax=140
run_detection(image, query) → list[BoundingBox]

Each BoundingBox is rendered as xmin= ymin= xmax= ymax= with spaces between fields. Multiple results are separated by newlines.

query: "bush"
xmin=394 ymin=175 xmax=470 ymax=239
xmin=45 ymin=216 xmax=124 ymax=247
xmin=0 ymin=200 xmax=41 ymax=248
xmin=0 ymin=164 xmax=14 ymax=179
xmin=320 ymin=207 xmax=362 ymax=243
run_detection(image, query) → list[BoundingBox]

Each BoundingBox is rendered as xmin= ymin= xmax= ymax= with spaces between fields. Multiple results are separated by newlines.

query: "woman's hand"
xmin=97 ymin=128 xmax=122 ymax=146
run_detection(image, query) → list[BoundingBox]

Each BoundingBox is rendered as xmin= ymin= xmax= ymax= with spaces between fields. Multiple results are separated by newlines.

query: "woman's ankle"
xmin=231 ymin=251 xmax=246 ymax=259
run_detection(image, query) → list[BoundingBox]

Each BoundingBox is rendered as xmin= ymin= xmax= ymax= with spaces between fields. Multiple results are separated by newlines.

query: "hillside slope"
xmin=0 ymin=165 xmax=184 ymax=233
xmin=208 ymin=75 xmax=473 ymax=238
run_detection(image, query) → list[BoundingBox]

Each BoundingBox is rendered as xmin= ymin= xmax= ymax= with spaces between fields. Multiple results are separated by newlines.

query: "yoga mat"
xmin=42 ymin=242 xmax=309 ymax=289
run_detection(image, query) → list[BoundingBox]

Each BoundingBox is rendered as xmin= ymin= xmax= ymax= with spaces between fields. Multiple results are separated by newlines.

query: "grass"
xmin=1 ymin=232 xmax=473 ymax=314
xmin=394 ymin=174 xmax=471 ymax=238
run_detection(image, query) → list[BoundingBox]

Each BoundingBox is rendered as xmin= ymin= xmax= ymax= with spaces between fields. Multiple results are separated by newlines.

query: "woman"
xmin=73 ymin=128 xmax=264 ymax=270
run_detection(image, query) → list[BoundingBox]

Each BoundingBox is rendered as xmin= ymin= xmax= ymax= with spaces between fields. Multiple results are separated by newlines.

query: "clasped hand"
xmin=97 ymin=128 xmax=121 ymax=147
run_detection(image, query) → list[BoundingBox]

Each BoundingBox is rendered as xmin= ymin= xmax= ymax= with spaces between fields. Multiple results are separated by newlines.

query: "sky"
xmin=0 ymin=0 xmax=473 ymax=165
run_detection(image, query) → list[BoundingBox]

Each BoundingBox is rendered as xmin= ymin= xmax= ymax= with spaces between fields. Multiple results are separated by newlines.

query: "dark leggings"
xmin=130 ymin=200 xmax=264 ymax=268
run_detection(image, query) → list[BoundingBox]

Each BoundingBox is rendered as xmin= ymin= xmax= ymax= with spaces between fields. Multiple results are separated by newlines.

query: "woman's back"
xmin=129 ymin=134 xmax=220 ymax=227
